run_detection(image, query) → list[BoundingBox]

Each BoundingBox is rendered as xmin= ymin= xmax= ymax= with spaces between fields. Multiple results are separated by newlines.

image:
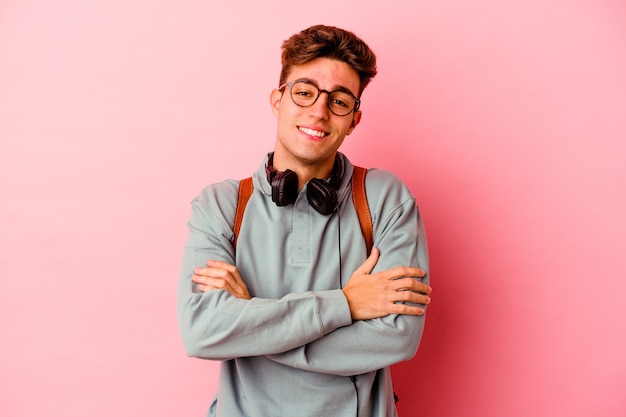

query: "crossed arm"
xmin=192 ymin=247 xmax=432 ymax=321
xmin=191 ymin=247 xmax=431 ymax=375
xmin=179 ymin=176 xmax=431 ymax=373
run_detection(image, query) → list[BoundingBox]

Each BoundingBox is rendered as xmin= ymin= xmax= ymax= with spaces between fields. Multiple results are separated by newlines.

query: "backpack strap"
xmin=233 ymin=167 xmax=373 ymax=254
xmin=233 ymin=177 xmax=253 ymax=250
xmin=351 ymin=166 xmax=373 ymax=255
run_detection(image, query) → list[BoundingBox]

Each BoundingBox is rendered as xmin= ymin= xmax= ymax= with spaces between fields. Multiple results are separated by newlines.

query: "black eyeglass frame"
xmin=278 ymin=80 xmax=361 ymax=116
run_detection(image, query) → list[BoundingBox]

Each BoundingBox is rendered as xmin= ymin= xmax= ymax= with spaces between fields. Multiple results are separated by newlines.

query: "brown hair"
xmin=279 ymin=25 xmax=377 ymax=97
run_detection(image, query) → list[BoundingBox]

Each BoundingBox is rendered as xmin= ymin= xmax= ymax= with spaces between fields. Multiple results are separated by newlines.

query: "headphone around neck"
xmin=265 ymin=153 xmax=343 ymax=215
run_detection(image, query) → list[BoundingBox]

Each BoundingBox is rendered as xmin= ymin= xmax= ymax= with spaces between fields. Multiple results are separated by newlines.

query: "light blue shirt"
xmin=178 ymin=153 xmax=429 ymax=417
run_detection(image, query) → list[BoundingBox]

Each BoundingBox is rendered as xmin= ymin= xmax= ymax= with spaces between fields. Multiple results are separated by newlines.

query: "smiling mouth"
xmin=298 ymin=126 xmax=329 ymax=138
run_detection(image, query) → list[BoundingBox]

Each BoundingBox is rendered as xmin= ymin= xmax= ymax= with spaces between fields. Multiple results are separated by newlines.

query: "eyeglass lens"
xmin=289 ymin=81 xmax=357 ymax=116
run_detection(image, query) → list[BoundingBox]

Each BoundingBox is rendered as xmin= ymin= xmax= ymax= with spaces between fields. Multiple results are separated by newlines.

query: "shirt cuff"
xmin=314 ymin=289 xmax=353 ymax=336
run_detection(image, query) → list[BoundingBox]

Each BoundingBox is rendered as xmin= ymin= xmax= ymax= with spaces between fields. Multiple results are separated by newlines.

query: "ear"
xmin=346 ymin=110 xmax=362 ymax=136
xmin=270 ymin=89 xmax=282 ymax=117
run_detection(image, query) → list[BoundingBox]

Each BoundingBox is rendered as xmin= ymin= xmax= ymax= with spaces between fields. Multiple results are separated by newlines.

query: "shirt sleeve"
xmin=265 ymin=183 xmax=430 ymax=376
xmin=176 ymin=182 xmax=353 ymax=360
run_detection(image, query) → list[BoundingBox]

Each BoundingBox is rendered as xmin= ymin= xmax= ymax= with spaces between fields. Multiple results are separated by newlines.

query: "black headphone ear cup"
xmin=307 ymin=178 xmax=337 ymax=215
xmin=271 ymin=169 xmax=298 ymax=206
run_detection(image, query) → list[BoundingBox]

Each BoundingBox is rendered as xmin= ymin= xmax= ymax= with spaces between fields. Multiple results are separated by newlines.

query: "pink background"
xmin=1 ymin=1 xmax=625 ymax=416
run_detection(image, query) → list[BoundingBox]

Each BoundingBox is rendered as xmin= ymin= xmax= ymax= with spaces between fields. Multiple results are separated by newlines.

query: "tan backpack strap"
xmin=351 ymin=166 xmax=373 ymax=255
xmin=233 ymin=177 xmax=254 ymax=250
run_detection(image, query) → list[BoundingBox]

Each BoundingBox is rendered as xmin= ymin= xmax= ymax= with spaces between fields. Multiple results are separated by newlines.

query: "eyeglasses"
xmin=279 ymin=80 xmax=361 ymax=116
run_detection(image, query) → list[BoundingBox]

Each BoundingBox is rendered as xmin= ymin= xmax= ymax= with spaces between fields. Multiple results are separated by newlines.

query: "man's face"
xmin=270 ymin=57 xmax=362 ymax=173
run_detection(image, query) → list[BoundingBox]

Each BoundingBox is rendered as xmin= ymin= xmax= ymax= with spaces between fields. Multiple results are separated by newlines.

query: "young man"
xmin=178 ymin=25 xmax=431 ymax=417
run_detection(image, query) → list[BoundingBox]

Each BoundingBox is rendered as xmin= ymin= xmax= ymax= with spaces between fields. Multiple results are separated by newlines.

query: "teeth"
xmin=299 ymin=127 xmax=326 ymax=138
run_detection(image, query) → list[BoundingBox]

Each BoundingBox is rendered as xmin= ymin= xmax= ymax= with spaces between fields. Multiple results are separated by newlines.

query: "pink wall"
xmin=1 ymin=1 xmax=625 ymax=416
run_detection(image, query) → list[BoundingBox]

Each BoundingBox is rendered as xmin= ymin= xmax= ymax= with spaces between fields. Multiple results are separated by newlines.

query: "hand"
xmin=341 ymin=248 xmax=431 ymax=320
xmin=192 ymin=260 xmax=251 ymax=300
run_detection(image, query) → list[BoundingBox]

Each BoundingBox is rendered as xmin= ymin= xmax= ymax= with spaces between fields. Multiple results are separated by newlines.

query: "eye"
xmin=292 ymin=81 xmax=317 ymax=99
xmin=294 ymin=89 xmax=314 ymax=97
xmin=331 ymin=98 xmax=349 ymax=108
xmin=329 ymin=92 xmax=353 ymax=109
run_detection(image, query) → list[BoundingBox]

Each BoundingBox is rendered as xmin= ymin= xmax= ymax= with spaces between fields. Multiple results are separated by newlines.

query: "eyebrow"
xmin=296 ymin=78 xmax=358 ymax=98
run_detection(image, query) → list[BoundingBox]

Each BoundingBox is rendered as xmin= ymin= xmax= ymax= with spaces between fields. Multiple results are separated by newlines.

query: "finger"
xmin=377 ymin=266 xmax=424 ymax=282
xmin=193 ymin=271 xmax=225 ymax=284
xmin=194 ymin=266 xmax=239 ymax=288
xmin=196 ymin=276 xmax=243 ymax=297
xmin=391 ymin=304 xmax=426 ymax=316
xmin=197 ymin=270 xmax=250 ymax=297
xmin=354 ymin=247 xmax=380 ymax=275
xmin=196 ymin=261 xmax=251 ymax=300
xmin=192 ymin=273 xmax=206 ymax=283
xmin=193 ymin=266 xmax=225 ymax=279
xmin=207 ymin=260 xmax=238 ymax=273
xmin=205 ymin=261 xmax=246 ymax=286
xmin=393 ymin=266 xmax=427 ymax=279
xmin=193 ymin=267 xmax=211 ymax=276
xmin=193 ymin=274 xmax=224 ymax=288
xmin=395 ymin=290 xmax=431 ymax=306
xmin=391 ymin=277 xmax=432 ymax=294
xmin=195 ymin=261 xmax=237 ymax=278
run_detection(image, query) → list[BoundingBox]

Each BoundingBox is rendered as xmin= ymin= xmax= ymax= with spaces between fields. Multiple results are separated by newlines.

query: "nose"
xmin=308 ymin=91 xmax=331 ymax=119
